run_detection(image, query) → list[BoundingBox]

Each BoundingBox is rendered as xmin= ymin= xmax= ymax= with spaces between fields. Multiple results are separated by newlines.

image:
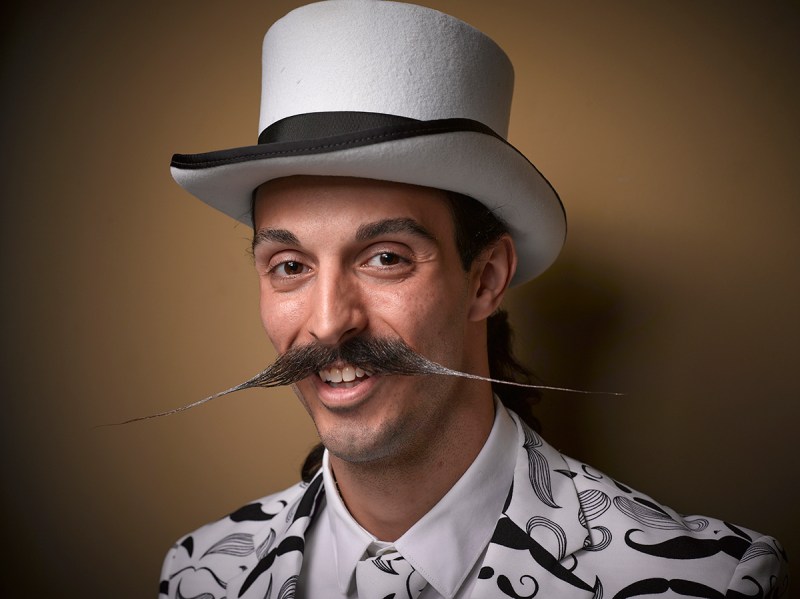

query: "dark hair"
xmin=299 ymin=190 xmax=540 ymax=482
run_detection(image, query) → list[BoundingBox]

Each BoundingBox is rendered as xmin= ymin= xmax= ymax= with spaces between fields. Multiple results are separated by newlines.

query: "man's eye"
xmin=271 ymin=260 xmax=307 ymax=276
xmin=366 ymin=252 xmax=405 ymax=267
xmin=379 ymin=252 xmax=400 ymax=266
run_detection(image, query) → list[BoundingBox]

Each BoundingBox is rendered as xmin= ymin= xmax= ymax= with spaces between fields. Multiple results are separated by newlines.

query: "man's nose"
xmin=306 ymin=269 xmax=367 ymax=345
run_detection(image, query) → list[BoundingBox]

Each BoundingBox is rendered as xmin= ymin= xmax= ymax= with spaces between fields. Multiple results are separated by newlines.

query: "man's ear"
xmin=468 ymin=234 xmax=517 ymax=321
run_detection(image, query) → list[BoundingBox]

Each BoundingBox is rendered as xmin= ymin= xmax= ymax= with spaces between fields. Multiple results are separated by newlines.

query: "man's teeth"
xmin=319 ymin=366 xmax=370 ymax=383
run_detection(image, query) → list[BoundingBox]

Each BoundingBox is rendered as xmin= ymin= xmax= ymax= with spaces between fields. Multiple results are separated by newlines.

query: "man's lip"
xmin=308 ymin=371 xmax=380 ymax=410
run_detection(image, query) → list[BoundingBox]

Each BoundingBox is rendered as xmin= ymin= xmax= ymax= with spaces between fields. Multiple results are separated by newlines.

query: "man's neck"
xmin=328 ymin=387 xmax=495 ymax=542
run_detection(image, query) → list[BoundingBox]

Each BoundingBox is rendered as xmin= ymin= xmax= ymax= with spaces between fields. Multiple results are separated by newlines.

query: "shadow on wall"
xmin=506 ymin=253 xmax=629 ymax=460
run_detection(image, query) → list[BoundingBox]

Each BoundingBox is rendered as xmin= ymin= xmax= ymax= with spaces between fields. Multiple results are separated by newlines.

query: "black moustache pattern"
xmin=614 ymin=577 xmax=739 ymax=599
xmin=624 ymin=530 xmax=750 ymax=560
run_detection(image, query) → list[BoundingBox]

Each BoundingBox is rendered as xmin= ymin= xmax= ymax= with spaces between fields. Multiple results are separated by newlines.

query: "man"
xmin=160 ymin=1 xmax=788 ymax=598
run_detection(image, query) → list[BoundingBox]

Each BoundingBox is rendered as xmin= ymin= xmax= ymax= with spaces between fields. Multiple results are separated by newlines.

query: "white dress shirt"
xmin=296 ymin=400 xmax=518 ymax=599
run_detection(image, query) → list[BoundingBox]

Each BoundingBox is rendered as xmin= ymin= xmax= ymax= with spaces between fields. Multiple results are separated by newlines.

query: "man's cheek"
xmin=261 ymin=300 xmax=305 ymax=349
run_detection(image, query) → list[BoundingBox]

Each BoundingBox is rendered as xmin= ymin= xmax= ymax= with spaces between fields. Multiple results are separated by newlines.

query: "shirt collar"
xmin=323 ymin=398 xmax=518 ymax=598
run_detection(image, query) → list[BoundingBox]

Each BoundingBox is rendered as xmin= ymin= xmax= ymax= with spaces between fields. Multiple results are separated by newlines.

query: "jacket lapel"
xmin=472 ymin=416 xmax=602 ymax=598
xmin=227 ymin=473 xmax=326 ymax=599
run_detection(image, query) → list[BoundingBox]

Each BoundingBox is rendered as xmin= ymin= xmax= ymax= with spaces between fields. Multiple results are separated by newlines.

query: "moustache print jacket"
xmin=160 ymin=412 xmax=788 ymax=598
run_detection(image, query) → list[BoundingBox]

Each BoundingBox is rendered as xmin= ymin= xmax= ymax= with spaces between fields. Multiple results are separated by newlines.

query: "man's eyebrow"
xmin=355 ymin=218 xmax=437 ymax=243
xmin=252 ymin=228 xmax=300 ymax=252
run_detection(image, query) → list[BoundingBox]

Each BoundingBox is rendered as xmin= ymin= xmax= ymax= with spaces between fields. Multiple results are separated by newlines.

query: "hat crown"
xmin=260 ymin=0 xmax=514 ymax=137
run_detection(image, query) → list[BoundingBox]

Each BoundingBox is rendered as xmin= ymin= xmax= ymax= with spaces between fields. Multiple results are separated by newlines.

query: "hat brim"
xmin=171 ymin=116 xmax=565 ymax=286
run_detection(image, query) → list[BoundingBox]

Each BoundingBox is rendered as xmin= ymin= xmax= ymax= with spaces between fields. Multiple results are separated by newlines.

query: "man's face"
xmin=252 ymin=176 xmax=487 ymax=465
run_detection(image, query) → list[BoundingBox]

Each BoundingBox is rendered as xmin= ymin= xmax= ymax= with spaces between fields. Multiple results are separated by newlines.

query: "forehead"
xmin=252 ymin=176 xmax=454 ymax=236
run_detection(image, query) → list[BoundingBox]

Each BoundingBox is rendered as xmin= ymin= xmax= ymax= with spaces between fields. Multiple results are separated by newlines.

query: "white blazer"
xmin=160 ymin=414 xmax=788 ymax=598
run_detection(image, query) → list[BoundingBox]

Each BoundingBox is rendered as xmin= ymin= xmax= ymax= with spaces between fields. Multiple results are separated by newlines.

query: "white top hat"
xmin=171 ymin=0 xmax=565 ymax=285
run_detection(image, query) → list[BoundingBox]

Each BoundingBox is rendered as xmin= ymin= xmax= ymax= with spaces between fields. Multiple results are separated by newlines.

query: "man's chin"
xmin=313 ymin=402 xmax=412 ymax=466
xmin=322 ymin=431 xmax=400 ymax=466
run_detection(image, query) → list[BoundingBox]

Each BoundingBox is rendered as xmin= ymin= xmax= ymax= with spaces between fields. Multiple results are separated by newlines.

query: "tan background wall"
xmin=1 ymin=1 xmax=797 ymax=596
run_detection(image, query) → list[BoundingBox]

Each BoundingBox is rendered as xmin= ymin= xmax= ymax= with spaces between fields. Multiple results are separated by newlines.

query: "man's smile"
xmin=318 ymin=363 xmax=373 ymax=388
xmin=309 ymin=367 xmax=381 ymax=411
